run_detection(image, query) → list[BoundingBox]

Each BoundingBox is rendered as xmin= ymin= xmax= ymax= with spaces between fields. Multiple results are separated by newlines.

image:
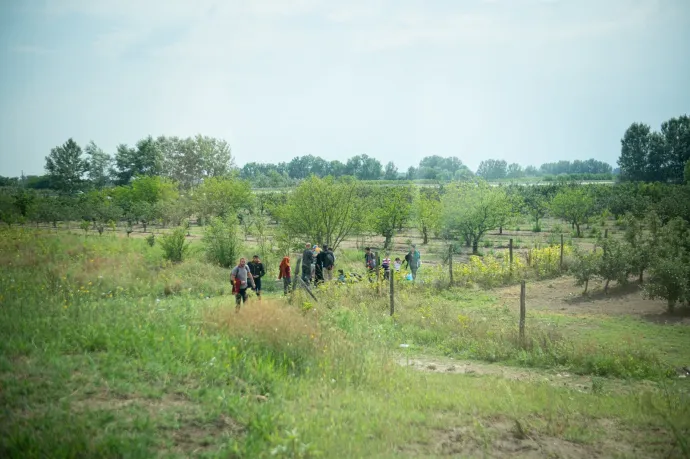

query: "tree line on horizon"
xmin=0 ymin=114 xmax=687 ymax=193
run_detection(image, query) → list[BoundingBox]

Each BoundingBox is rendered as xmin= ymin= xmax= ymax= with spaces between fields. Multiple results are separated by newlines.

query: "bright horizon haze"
xmin=1 ymin=0 xmax=689 ymax=177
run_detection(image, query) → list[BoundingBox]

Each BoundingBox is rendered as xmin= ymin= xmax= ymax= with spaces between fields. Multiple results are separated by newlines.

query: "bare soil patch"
xmin=493 ymin=277 xmax=690 ymax=325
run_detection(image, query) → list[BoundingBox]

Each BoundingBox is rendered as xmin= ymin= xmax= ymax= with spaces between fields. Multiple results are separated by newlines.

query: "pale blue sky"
xmin=1 ymin=0 xmax=689 ymax=177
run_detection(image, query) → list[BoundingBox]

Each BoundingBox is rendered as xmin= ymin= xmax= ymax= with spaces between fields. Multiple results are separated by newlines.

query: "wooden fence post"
xmin=448 ymin=244 xmax=454 ymax=287
xmin=604 ymin=228 xmax=608 ymax=239
xmin=509 ymin=238 xmax=514 ymax=267
xmin=559 ymin=234 xmax=564 ymax=270
xmin=519 ymin=280 xmax=526 ymax=345
xmin=389 ymin=268 xmax=395 ymax=316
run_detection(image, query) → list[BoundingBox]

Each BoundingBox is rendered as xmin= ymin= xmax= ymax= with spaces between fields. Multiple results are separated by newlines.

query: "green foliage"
xmin=79 ymin=220 xmax=91 ymax=234
xmin=624 ymin=213 xmax=659 ymax=283
xmin=368 ymin=185 xmax=413 ymax=249
xmin=45 ymin=138 xmax=88 ymax=194
xmin=84 ymin=140 xmax=112 ymax=189
xmin=441 ymin=181 xmax=512 ymax=254
xmin=159 ymin=227 xmax=189 ymax=262
xmin=203 ymin=216 xmax=243 ymax=268
xmin=596 ymin=238 xmax=630 ymax=293
xmin=645 ymin=218 xmax=690 ymax=311
xmin=145 ymin=233 xmax=155 ymax=247
xmin=194 ymin=176 xmax=252 ymax=220
xmin=158 ymin=135 xmax=234 ymax=189
xmin=113 ymin=135 xmax=162 ymax=185
xmin=276 ymin=176 xmax=363 ymax=250
xmin=570 ymin=249 xmax=601 ymax=294
xmin=549 ymin=187 xmax=595 ymax=237
xmin=413 ymin=188 xmax=441 ymax=244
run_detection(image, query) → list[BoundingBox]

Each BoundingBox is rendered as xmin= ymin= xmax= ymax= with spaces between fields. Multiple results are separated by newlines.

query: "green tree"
xmin=84 ymin=141 xmax=112 ymax=189
xmin=618 ymin=123 xmax=651 ymax=182
xmin=203 ymin=216 xmax=243 ymax=268
xmin=476 ymin=159 xmax=507 ymax=180
xmin=624 ymin=213 xmax=659 ymax=283
xmin=660 ymin=115 xmax=690 ymax=183
xmin=596 ymin=238 xmax=630 ymax=294
xmin=571 ymin=248 xmax=601 ymax=294
xmin=275 ymin=176 xmax=362 ymax=250
xmin=413 ymin=188 xmax=441 ymax=245
xmin=369 ymin=185 xmax=413 ymax=249
xmin=159 ymin=135 xmax=234 ymax=189
xmin=441 ymin=181 xmax=512 ymax=254
xmin=194 ymin=177 xmax=252 ymax=221
xmin=685 ymin=159 xmax=690 ymax=184
xmin=113 ymin=136 xmax=162 ymax=185
xmin=549 ymin=187 xmax=595 ymax=237
xmin=45 ymin=138 xmax=87 ymax=194
xmin=645 ymin=217 xmax=690 ymax=312
xmin=383 ymin=161 xmax=398 ymax=180
xmin=521 ymin=186 xmax=552 ymax=231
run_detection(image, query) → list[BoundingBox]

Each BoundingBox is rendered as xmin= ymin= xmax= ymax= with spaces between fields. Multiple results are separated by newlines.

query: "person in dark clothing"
xmin=364 ymin=247 xmax=376 ymax=282
xmin=315 ymin=244 xmax=330 ymax=285
xmin=248 ymin=255 xmax=266 ymax=299
xmin=301 ymin=243 xmax=314 ymax=285
xmin=320 ymin=245 xmax=335 ymax=281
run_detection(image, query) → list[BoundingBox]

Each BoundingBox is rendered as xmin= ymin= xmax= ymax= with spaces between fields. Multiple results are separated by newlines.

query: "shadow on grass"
xmin=641 ymin=307 xmax=690 ymax=325
xmin=564 ymin=282 xmax=641 ymax=305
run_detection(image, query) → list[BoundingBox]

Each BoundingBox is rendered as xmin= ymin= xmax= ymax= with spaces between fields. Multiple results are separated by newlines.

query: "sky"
xmin=0 ymin=0 xmax=689 ymax=177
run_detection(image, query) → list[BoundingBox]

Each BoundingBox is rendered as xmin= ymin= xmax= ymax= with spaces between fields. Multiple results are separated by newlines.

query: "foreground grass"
xmin=1 ymin=229 xmax=689 ymax=458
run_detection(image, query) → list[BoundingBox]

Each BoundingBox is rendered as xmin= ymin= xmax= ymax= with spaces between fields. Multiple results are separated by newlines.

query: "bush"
xmin=159 ymin=227 xmax=189 ymax=262
xmin=571 ymin=248 xmax=601 ymax=294
xmin=597 ymin=238 xmax=630 ymax=293
xmin=145 ymin=233 xmax=155 ymax=247
xmin=203 ymin=216 xmax=243 ymax=268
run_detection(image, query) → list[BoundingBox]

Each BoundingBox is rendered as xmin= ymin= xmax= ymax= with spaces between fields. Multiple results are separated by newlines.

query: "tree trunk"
xmin=499 ymin=225 xmax=503 ymax=235
xmin=142 ymin=222 xmax=147 ymax=233
xmin=583 ymin=279 xmax=588 ymax=294
xmin=575 ymin=223 xmax=581 ymax=238
xmin=384 ymin=234 xmax=392 ymax=249
xmin=668 ymin=299 xmax=675 ymax=314
xmin=639 ymin=270 xmax=644 ymax=284
xmin=422 ymin=227 xmax=428 ymax=245
xmin=604 ymin=279 xmax=610 ymax=294
xmin=472 ymin=240 xmax=479 ymax=255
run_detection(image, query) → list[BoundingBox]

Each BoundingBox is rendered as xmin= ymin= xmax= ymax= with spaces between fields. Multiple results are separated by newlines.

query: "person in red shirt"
xmin=278 ymin=256 xmax=291 ymax=295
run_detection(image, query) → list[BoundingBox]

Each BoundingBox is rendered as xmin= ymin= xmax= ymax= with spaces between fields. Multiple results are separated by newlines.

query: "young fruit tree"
xmin=549 ymin=186 xmax=595 ymax=238
xmin=441 ymin=181 xmax=512 ymax=254
xmin=571 ymin=248 xmax=601 ymax=294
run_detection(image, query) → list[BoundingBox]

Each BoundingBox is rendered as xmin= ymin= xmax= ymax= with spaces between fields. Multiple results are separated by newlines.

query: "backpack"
xmin=326 ymin=252 xmax=335 ymax=266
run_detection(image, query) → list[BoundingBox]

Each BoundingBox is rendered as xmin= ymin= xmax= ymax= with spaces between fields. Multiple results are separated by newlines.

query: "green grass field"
xmin=1 ymin=228 xmax=689 ymax=458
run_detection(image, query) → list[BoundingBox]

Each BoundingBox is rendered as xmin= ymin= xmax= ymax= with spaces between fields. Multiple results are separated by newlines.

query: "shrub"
xmin=571 ymin=248 xmax=601 ymax=294
xmin=159 ymin=227 xmax=189 ymax=262
xmin=597 ymin=238 xmax=630 ymax=293
xmin=203 ymin=216 xmax=243 ymax=268
xmin=145 ymin=233 xmax=155 ymax=247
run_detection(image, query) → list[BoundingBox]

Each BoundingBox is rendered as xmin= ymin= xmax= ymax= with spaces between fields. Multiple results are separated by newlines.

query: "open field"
xmin=1 ymin=227 xmax=689 ymax=458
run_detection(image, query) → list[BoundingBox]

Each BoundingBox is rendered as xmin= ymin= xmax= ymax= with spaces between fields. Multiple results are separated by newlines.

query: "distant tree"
xmin=476 ymin=159 xmax=507 ymax=180
xmin=345 ymin=155 xmax=382 ymax=180
xmin=84 ymin=141 xmax=112 ymax=189
xmin=524 ymin=165 xmax=539 ymax=176
xmin=383 ymin=161 xmax=398 ymax=180
xmin=194 ymin=177 xmax=252 ymax=221
xmin=618 ymin=122 xmax=655 ymax=182
xmin=521 ymin=186 xmax=552 ymax=231
xmin=369 ymin=185 xmax=413 ymax=249
xmin=685 ymin=159 xmax=690 ymax=184
xmin=549 ymin=187 xmax=595 ymax=237
xmin=275 ymin=176 xmax=363 ymax=250
xmin=661 ymin=115 xmax=690 ymax=183
xmin=506 ymin=163 xmax=524 ymax=179
xmin=113 ymin=136 xmax=162 ymax=185
xmin=45 ymin=138 xmax=88 ymax=194
xmin=413 ymin=187 xmax=441 ymax=244
xmin=441 ymin=181 xmax=512 ymax=254
xmin=159 ymin=135 xmax=234 ymax=188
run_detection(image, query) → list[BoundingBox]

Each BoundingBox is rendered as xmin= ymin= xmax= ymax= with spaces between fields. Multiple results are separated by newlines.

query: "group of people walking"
xmin=364 ymin=244 xmax=421 ymax=281
xmin=229 ymin=243 xmax=421 ymax=312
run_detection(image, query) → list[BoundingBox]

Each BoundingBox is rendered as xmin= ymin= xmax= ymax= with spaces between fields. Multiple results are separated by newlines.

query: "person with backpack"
xmin=323 ymin=246 xmax=336 ymax=281
xmin=315 ymin=244 xmax=330 ymax=285
xmin=231 ymin=257 xmax=255 ymax=312
xmin=301 ymin=243 xmax=314 ymax=285
xmin=248 ymin=255 xmax=266 ymax=300
xmin=278 ymin=256 xmax=291 ymax=295
xmin=407 ymin=244 xmax=421 ymax=281
xmin=364 ymin=247 xmax=376 ymax=282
